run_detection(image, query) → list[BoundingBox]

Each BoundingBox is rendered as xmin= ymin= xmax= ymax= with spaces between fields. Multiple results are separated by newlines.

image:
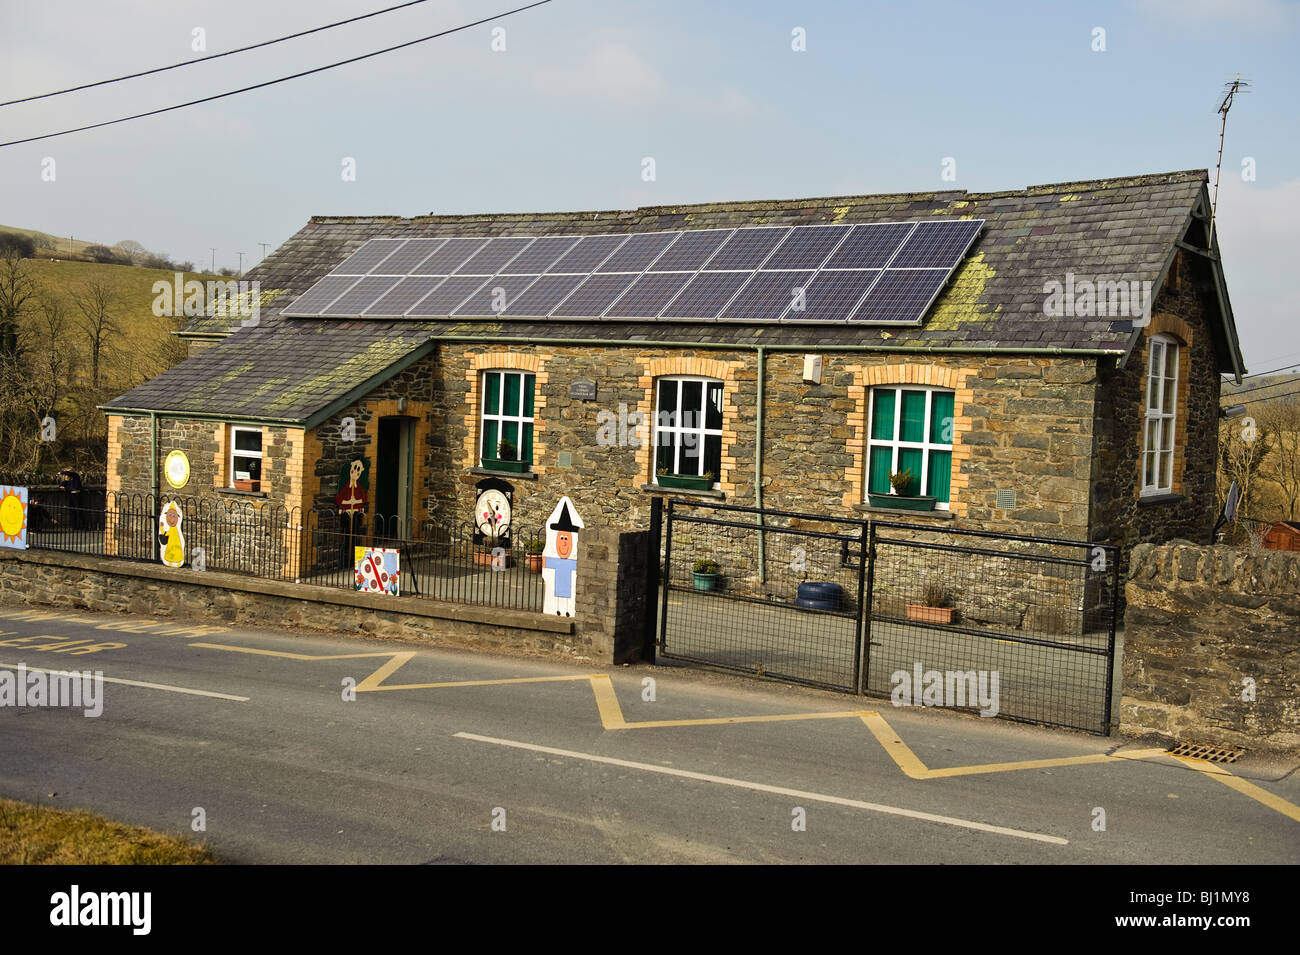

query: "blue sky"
xmin=0 ymin=0 xmax=1295 ymax=368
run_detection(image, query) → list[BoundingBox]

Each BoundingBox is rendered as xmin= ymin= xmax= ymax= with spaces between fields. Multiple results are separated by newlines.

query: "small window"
xmin=1142 ymin=335 xmax=1179 ymax=494
xmin=480 ymin=370 xmax=535 ymax=468
xmin=230 ymin=427 xmax=263 ymax=490
xmin=866 ymin=386 xmax=954 ymax=508
xmin=654 ymin=376 xmax=723 ymax=485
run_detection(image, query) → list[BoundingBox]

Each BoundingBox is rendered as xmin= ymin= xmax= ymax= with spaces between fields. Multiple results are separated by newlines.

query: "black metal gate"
xmin=655 ymin=499 xmax=1120 ymax=735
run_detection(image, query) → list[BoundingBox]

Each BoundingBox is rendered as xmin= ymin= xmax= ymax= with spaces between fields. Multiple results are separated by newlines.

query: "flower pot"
xmin=481 ymin=458 xmax=527 ymax=473
xmin=658 ymin=474 xmax=713 ymax=491
xmin=526 ymin=553 xmax=544 ymax=573
xmin=692 ymin=572 xmax=719 ymax=592
xmin=868 ymin=492 xmax=937 ymax=512
xmin=473 ymin=549 xmax=514 ymax=568
xmin=233 ymin=478 xmax=259 ymax=492
xmin=906 ymin=604 xmax=956 ymax=625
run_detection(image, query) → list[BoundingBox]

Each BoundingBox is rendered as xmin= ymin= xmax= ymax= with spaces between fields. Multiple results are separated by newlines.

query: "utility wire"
xmin=1224 ymin=385 xmax=1300 ymax=406
xmin=1234 ymin=360 xmax=1300 ymax=381
xmin=1222 ymin=375 xmax=1300 ymax=399
xmin=0 ymin=0 xmax=436 ymax=107
xmin=0 ymin=0 xmax=553 ymax=148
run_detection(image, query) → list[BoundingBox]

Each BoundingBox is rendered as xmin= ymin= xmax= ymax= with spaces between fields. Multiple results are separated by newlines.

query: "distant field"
xmin=0 ymin=223 xmax=96 ymax=257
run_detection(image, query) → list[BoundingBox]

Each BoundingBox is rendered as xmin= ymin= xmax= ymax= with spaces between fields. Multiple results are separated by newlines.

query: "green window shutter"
xmin=897 ymin=447 xmax=923 ymax=491
xmin=484 ymin=373 xmax=500 ymax=415
xmin=523 ymin=374 xmax=535 ymax=418
xmin=929 ymin=391 xmax=954 ymax=445
xmin=868 ymin=446 xmax=893 ymax=495
xmin=926 ymin=450 xmax=951 ymax=503
xmin=900 ymin=390 xmax=926 ymax=443
xmin=504 ymin=373 xmax=521 ymax=418
xmin=870 ymin=389 xmax=895 ymax=440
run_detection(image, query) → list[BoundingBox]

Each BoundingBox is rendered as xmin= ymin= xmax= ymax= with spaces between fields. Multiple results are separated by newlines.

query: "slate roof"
xmin=106 ymin=169 xmax=1241 ymax=425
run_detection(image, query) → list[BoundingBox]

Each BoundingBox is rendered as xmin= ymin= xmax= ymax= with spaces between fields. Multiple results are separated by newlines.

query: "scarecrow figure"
xmin=541 ymin=496 xmax=584 ymax=617
xmin=158 ymin=500 xmax=185 ymax=568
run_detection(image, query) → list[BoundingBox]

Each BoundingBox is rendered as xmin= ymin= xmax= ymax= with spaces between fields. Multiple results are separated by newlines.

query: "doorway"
xmin=375 ymin=416 xmax=415 ymax=534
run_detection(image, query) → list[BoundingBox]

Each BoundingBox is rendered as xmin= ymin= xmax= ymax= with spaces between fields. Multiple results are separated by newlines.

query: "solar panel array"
xmin=280 ymin=219 xmax=984 ymax=324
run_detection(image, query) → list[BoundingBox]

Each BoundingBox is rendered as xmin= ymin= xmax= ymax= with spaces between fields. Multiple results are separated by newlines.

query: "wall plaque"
xmin=570 ymin=380 xmax=597 ymax=401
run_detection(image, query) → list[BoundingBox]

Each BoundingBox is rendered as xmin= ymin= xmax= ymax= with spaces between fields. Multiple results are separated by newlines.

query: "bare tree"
xmin=1258 ymin=398 xmax=1300 ymax=520
xmin=73 ymin=279 xmax=122 ymax=388
xmin=1218 ymin=416 xmax=1272 ymax=521
xmin=0 ymin=249 xmax=34 ymax=359
xmin=0 ymin=292 xmax=72 ymax=470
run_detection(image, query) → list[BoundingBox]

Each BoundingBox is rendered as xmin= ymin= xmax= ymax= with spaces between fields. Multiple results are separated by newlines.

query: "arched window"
xmin=1142 ymin=333 xmax=1179 ymax=494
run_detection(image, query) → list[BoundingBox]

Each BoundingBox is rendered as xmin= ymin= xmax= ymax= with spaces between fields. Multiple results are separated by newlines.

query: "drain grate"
xmin=1167 ymin=742 xmax=1244 ymax=763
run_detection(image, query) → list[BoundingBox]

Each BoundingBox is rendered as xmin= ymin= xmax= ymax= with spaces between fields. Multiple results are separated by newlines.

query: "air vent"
xmin=995 ymin=489 xmax=1016 ymax=509
xmin=1167 ymin=742 xmax=1244 ymax=764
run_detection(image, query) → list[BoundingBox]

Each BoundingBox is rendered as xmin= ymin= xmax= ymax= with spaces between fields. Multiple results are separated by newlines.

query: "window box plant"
xmin=692 ymin=557 xmax=721 ymax=592
xmin=657 ymin=469 xmax=715 ymax=491
xmin=868 ymin=467 xmax=936 ymax=512
xmin=482 ymin=439 xmax=527 ymax=473
xmin=524 ymin=536 xmax=545 ymax=573
xmin=906 ymin=579 xmax=957 ymax=625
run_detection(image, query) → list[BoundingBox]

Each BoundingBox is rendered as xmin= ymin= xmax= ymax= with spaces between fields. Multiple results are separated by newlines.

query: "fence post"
xmin=856 ymin=520 xmax=874 ymax=696
xmin=658 ymin=498 xmax=675 ymax=657
xmin=1104 ymin=545 xmax=1120 ymax=735
xmin=642 ymin=496 xmax=662 ymax=663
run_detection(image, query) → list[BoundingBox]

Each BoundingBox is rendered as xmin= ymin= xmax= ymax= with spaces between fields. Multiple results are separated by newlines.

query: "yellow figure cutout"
xmin=159 ymin=501 xmax=185 ymax=568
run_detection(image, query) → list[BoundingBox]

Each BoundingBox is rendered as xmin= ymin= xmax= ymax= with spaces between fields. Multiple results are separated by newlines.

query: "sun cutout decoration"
xmin=0 ymin=486 xmax=28 ymax=548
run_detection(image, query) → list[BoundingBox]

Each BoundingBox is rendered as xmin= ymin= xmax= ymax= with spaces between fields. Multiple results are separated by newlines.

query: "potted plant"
xmin=483 ymin=438 xmax=527 ymax=473
xmin=657 ymin=468 xmax=715 ymax=491
xmin=692 ymin=557 xmax=721 ymax=591
xmin=524 ymin=536 xmax=545 ymax=573
xmin=867 ymin=467 xmax=937 ymax=512
xmin=906 ymin=579 xmax=957 ymax=625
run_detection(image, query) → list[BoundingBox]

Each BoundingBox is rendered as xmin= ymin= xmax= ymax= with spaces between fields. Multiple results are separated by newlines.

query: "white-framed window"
xmin=654 ymin=376 xmax=723 ymax=484
xmin=480 ymin=370 xmax=535 ymax=467
xmin=866 ymin=385 xmax=954 ymax=508
xmin=230 ymin=426 xmax=263 ymax=489
xmin=1142 ymin=334 xmax=1179 ymax=494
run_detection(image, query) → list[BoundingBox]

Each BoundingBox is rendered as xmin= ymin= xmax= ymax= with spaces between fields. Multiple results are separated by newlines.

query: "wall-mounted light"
xmin=802 ymin=354 xmax=823 ymax=385
xmin=397 ymin=396 xmax=408 ymax=414
xmin=1220 ymin=404 xmax=1246 ymax=419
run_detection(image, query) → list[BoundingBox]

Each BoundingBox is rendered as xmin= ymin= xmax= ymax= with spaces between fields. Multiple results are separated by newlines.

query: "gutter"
xmin=755 ymin=346 xmax=765 ymax=583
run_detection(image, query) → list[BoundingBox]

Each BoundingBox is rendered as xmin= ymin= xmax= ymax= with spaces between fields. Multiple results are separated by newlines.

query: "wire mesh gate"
xmin=655 ymin=500 xmax=1120 ymax=735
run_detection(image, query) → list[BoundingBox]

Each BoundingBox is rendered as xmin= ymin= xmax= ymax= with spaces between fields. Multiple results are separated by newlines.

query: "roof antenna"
xmin=1210 ymin=73 xmax=1250 ymax=246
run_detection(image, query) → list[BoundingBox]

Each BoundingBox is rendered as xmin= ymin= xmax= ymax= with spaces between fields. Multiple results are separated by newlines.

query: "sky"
xmin=0 ymin=0 xmax=1295 ymax=370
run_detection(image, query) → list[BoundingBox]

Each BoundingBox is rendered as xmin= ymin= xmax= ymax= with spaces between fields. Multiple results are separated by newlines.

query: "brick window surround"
xmin=844 ymin=363 xmax=977 ymax=516
xmin=1137 ymin=313 xmax=1193 ymax=497
xmin=464 ymin=352 xmax=551 ymax=474
xmin=636 ymin=356 xmax=743 ymax=493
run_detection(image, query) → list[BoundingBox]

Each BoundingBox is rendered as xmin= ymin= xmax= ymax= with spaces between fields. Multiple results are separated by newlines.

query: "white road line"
xmin=0 ymin=662 xmax=249 ymax=702
xmin=454 ymin=731 xmax=1068 ymax=845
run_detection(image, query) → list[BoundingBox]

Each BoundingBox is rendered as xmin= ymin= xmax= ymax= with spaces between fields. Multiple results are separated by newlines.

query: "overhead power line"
xmin=1222 ymin=375 xmax=1300 ymax=399
xmin=1225 ymin=385 xmax=1300 ymax=407
xmin=0 ymin=0 xmax=553 ymax=149
xmin=0 ymin=0 xmax=437 ymax=108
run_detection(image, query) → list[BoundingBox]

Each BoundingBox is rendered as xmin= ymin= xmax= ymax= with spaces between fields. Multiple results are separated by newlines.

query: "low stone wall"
xmin=1123 ymin=542 xmax=1300 ymax=753
xmin=0 ymin=549 xmax=586 ymax=660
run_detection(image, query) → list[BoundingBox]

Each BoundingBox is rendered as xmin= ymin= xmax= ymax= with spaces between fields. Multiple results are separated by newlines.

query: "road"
xmin=0 ymin=603 xmax=1296 ymax=864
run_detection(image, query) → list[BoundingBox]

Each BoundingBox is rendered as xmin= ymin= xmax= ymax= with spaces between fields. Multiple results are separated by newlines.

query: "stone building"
xmin=103 ymin=169 xmax=1244 ymax=586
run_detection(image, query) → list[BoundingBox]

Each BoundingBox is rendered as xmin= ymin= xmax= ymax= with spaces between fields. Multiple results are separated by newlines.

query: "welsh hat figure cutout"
xmin=541 ymin=496 xmax=584 ymax=617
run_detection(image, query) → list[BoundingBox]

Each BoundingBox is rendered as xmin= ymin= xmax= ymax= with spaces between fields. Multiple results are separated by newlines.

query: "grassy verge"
xmin=0 ymin=797 xmax=216 ymax=864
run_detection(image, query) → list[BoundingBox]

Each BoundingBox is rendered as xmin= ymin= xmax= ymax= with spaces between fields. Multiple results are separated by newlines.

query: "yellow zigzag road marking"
xmin=190 ymin=641 xmax=1300 ymax=822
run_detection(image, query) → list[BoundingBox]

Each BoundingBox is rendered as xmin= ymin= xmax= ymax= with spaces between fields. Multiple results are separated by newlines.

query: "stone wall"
xmin=1123 ymin=541 xmax=1300 ymax=753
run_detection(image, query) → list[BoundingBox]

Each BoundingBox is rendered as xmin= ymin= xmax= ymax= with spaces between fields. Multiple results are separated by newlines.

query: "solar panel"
xmin=455 ymin=237 xmax=535 ymax=274
xmin=548 ymin=234 xmax=628 ymax=273
xmin=499 ymin=235 xmax=580 ymax=274
xmin=604 ymin=272 xmax=693 ymax=318
xmin=889 ymin=219 xmax=984 ymax=268
xmin=321 ymin=276 xmax=401 ymax=315
xmin=850 ymin=268 xmax=949 ymax=323
xmin=406 ymin=275 xmax=487 ymax=316
xmin=650 ymin=229 xmax=733 ymax=271
xmin=705 ymin=227 xmax=791 ymax=270
xmin=719 ymin=270 xmax=815 ymax=321
xmin=660 ymin=271 xmax=750 ymax=319
xmin=551 ymin=274 xmax=637 ymax=317
xmin=284 ymin=218 xmax=983 ymax=324
xmin=599 ymin=232 xmax=678 ymax=273
xmin=370 ymin=238 xmax=447 ymax=274
xmin=362 ymin=276 xmax=448 ymax=316
xmin=329 ymin=239 xmax=406 ymax=276
xmin=452 ymin=275 xmax=540 ymax=317
xmin=760 ymin=225 xmax=850 ymax=271
xmin=791 ymin=269 xmax=881 ymax=322
xmin=501 ymin=274 xmax=585 ymax=315
xmin=412 ymin=238 xmax=489 ymax=274
xmin=821 ymin=223 xmax=916 ymax=270
xmin=282 ymin=275 xmax=361 ymax=314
